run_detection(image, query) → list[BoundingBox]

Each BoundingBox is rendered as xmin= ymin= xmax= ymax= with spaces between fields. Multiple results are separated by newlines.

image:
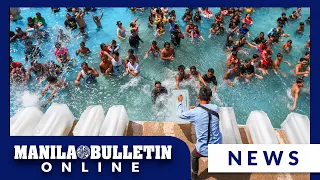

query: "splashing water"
xmin=22 ymin=91 xmax=41 ymax=107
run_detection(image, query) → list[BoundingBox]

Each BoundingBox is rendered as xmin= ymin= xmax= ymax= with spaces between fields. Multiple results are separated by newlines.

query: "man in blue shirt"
xmin=177 ymin=86 xmax=222 ymax=180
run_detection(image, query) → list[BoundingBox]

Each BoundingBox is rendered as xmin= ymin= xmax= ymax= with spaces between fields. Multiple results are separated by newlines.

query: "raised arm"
xmin=91 ymin=67 xmax=99 ymax=77
xmin=291 ymin=89 xmax=300 ymax=111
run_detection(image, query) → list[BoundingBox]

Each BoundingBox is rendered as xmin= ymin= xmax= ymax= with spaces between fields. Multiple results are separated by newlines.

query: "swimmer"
xmin=252 ymin=32 xmax=265 ymax=45
xmin=41 ymin=76 xmax=68 ymax=109
xmin=292 ymin=58 xmax=309 ymax=77
xmin=26 ymin=60 xmax=48 ymax=81
xmin=209 ymin=23 xmax=218 ymax=37
xmin=281 ymin=40 xmax=293 ymax=54
xmin=238 ymin=23 xmax=250 ymax=38
xmin=130 ymin=17 xmax=140 ymax=32
xmin=51 ymin=8 xmax=60 ymax=14
xmin=296 ymin=7 xmax=302 ymax=18
xmin=290 ymin=77 xmax=304 ymax=111
xmin=47 ymin=61 xmax=62 ymax=78
xmin=227 ymin=22 xmax=238 ymax=35
xmin=225 ymin=35 xmax=234 ymax=51
xmin=56 ymin=29 xmax=70 ymax=43
xmin=199 ymin=68 xmax=217 ymax=92
xmin=161 ymin=42 xmax=175 ymax=61
xmin=305 ymin=17 xmax=310 ymax=24
xmin=240 ymin=59 xmax=257 ymax=82
xmin=54 ymin=42 xmax=71 ymax=65
xmin=99 ymin=55 xmax=112 ymax=77
xmin=75 ymin=62 xmax=99 ymax=85
xmin=193 ymin=11 xmax=202 ymax=22
xmin=104 ymin=51 xmax=126 ymax=77
xmin=76 ymin=41 xmax=91 ymax=56
xmin=188 ymin=66 xmax=206 ymax=88
xmin=151 ymin=81 xmax=168 ymax=104
xmin=277 ymin=25 xmax=291 ymax=38
xmin=30 ymin=24 xmax=48 ymax=42
xmin=148 ymin=13 xmax=155 ymax=27
xmin=64 ymin=13 xmax=77 ymax=30
xmin=182 ymin=9 xmax=193 ymax=22
xmin=10 ymin=57 xmax=27 ymax=83
xmin=227 ymin=52 xmax=241 ymax=67
xmin=289 ymin=11 xmax=298 ymax=20
xmin=242 ymin=13 xmax=253 ymax=25
xmin=154 ymin=22 xmax=165 ymax=37
xmin=27 ymin=17 xmax=36 ymax=31
xmin=10 ymin=27 xmax=29 ymax=42
xmin=277 ymin=13 xmax=288 ymax=26
xmin=200 ymin=7 xmax=213 ymax=19
xmin=33 ymin=12 xmax=47 ymax=26
xmin=108 ymin=40 xmax=120 ymax=55
xmin=223 ymin=64 xmax=240 ymax=87
xmin=186 ymin=20 xmax=195 ymax=37
xmin=116 ymin=21 xmax=127 ymax=40
xmin=171 ymin=24 xmax=184 ymax=46
xmin=250 ymin=54 xmax=264 ymax=79
xmin=176 ymin=65 xmax=191 ymax=90
xmin=125 ymin=49 xmax=139 ymax=66
xmin=99 ymin=43 xmax=110 ymax=59
xmin=259 ymin=54 xmax=273 ymax=75
xmin=90 ymin=9 xmax=104 ymax=28
xmin=126 ymin=55 xmax=140 ymax=77
xmin=296 ymin=22 xmax=304 ymax=33
xmin=129 ymin=29 xmax=143 ymax=48
xmin=273 ymin=53 xmax=292 ymax=77
xmin=75 ymin=9 xmax=87 ymax=28
xmin=145 ymin=40 xmax=161 ymax=58
xmin=191 ymin=25 xmax=205 ymax=41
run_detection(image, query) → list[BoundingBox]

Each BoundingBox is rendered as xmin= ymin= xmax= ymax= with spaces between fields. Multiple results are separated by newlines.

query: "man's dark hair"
xmin=178 ymin=65 xmax=185 ymax=71
xmin=305 ymin=51 xmax=310 ymax=56
xmin=100 ymin=43 xmax=106 ymax=50
xmin=155 ymin=81 xmax=161 ymax=86
xmin=277 ymin=53 xmax=283 ymax=57
xmin=199 ymin=86 xmax=212 ymax=101
xmin=296 ymin=77 xmax=304 ymax=84
xmin=244 ymin=58 xmax=251 ymax=63
xmin=282 ymin=12 xmax=286 ymax=16
xmin=208 ymin=68 xmax=214 ymax=74
xmin=81 ymin=62 xmax=88 ymax=67
xmin=300 ymin=58 xmax=307 ymax=62
xmin=128 ymin=49 xmax=134 ymax=54
xmin=190 ymin=66 xmax=196 ymax=70
xmin=47 ymin=76 xmax=58 ymax=83
xmin=164 ymin=42 xmax=170 ymax=47
xmin=252 ymin=54 xmax=259 ymax=59
xmin=113 ymin=51 xmax=119 ymax=57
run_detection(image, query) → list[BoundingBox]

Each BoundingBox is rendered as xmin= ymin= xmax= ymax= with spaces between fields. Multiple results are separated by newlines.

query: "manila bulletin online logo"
xmin=14 ymin=145 xmax=172 ymax=173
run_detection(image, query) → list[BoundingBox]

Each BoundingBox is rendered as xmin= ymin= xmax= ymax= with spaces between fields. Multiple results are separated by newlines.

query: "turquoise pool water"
xmin=10 ymin=7 xmax=310 ymax=128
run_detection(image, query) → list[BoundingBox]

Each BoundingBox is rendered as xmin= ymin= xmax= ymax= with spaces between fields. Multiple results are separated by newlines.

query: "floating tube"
xmin=219 ymin=107 xmax=242 ymax=144
xmin=170 ymin=89 xmax=190 ymax=124
xmin=33 ymin=103 xmax=75 ymax=136
xmin=73 ymin=105 xmax=105 ymax=136
xmin=245 ymin=111 xmax=278 ymax=144
xmin=99 ymin=105 xmax=129 ymax=136
xmin=10 ymin=107 xmax=43 ymax=136
xmin=281 ymin=112 xmax=310 ymax=144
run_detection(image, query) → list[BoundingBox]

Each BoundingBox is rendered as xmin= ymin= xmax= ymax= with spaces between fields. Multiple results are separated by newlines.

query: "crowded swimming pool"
xmin=10 ymin=7 xmax=310 ymax=128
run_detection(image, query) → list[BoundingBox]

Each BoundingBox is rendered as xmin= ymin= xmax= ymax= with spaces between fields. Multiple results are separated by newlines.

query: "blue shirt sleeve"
xmin=177 ymin=102 xmax=195 ymax=123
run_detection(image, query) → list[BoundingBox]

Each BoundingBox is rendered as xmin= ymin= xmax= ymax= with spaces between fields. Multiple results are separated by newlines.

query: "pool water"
xmin=10 ymin=7 xmax=310 ymax=128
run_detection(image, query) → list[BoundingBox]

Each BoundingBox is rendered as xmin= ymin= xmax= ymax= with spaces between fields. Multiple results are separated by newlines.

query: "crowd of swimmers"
xmin=10 ymin=7 xmax=310 ymax=111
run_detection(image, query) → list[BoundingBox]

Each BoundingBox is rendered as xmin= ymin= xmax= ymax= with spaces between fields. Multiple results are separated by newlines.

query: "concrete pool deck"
xmin=69 ymin=120 xmax=309 ymax=180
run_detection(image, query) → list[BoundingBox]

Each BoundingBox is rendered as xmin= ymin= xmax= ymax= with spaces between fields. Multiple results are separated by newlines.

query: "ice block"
xmin=219 ymin=107 xmax=242 ymax=144
xmin=99 ymin=105 xmax=129 ymax=136
xmin=10 ymin=107 xmax=43 ymax=136
xmin=33 ymin=103 xmax=75 ymax=136
xmin=281 ymin=112 xmax=310 ymax=144
xmin=73 ymin=105 xmax=105 ymax=136
xmin=245 ymin=111 xmax=279 ymax=144
xmin=170 ymin=89 xmax=190 ymax=124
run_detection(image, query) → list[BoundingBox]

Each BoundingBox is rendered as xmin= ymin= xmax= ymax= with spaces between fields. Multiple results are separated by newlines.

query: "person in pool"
xmin=238 ymin=23 xmax=250 ymax=38
xmin=108 ymin=40 xmax=120 ymax=55
xmin=252 ymin=32 xmax=265 ymax=46
xmin=227 ymin=51 xmax=241 ymax=68
xmin=75 ymin=27 xmax=88 ymax=38
xmin=277 ymin=13 xmax=288 ymax=26
xmin=154 ymin=22 xmax=165 ymax=37
xmin=292 ymin=58 xmax=309 ymax=77
xmin=225 ymin=35 xmax=234 ymax=51
xmin=242 ymin=13 xmax=253 ymax=25
xmin=145 ymin=40 xmax=161 ymax=58
xmin=10 ymin=57 xmax=27 ymax=83
xmin=126 ymin=55 xmax=140 ymax=77
xmin=10 ymin=8 xmax=22 ymax=21
xmin=151 ymin=81 xmax=168 ymax=104
xmin=26 ymin=60 xmax=48 ymax=81
xmin=90 ymin=9 xmax=104 ymax=28
xmin=130 ymin=17 xmax=140 ymax=32
xmin=41 ymin=76 xmax=68 ymax=109
xmin=186 ymin=20 xmax=195 ymax=37
xmin=296 ymin=22 xmax=305 ymax=33
xmin=104 ymin=51 xmax=126 ymax=77
xmin=281 ymin=40 xmax=293 ymax=54
xmin=75 ymin=9 xmax=86 ymax=28
xmin=224 ymin=64 xmax=240 ymax=87
xmin=54 ymin=42 xmax=76 ymax=68
xmin=171 ymin=24 xmax=184 ymax=46
xmin=290 ymin=77 xmax=304 ymax=111
xmin=193 ymin=11 xmax=202 ymax=22
xmin=30 ymin=24 xmax=48 ymax=42
xmin=161 ymin=42 xmax=175 ymax=62
xmin=289 ymin=11 xmax=298 ymax=20
xmin=75 ymin=62 xmax=99 ymax=85
xmin=259 ymin=54 xmax=273 ymax=75
xmin=199 ymin=68 xmax=217 ymax=92
xmin=273 ymin=53 xmax=292 ymax=77
xmin=47 ymin=60 xmax=62 ymax=78
xmin=296 ymin=7 xmax=302 ymax=18
xmin=56 ymin=29 xmax=70 ymax=43
xmin=33 ymin=12 xmax=47 ymax=26
xmin=116 ymin=21 xmax=127 ymax=40
xmin=129 ymin=29 xmax=143 ymax=48
xmin=182 ymin=8 xmax=193 ymax=22
xmin=188 ymin=66 xmax=206 ymax=87
xmin=64 ymin=13 xmax=77 ymax=30
xmin=239 ymin=58 xmax=261 ymax=82
xmin=99 ymin=43 xmax=110 ymax=59
xmin=51 ymin=8 xmax=60 ymax=13
xmin=27 ymin=17 xmax=37 ymax=31
xmin=99 ymin=55 xmax=112 ymax=77
xmin=191 ymin=25 xmax=205 ymax=41
xmin=76 ymin=41 xmax=91 ymax=56
xmin=10 ymin=27 xmax=29 ymax=43
xmin=176 ymin=65 xmax=191 ymax=90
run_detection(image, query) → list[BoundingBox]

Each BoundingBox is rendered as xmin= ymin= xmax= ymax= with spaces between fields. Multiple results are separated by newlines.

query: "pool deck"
xmin=69 ymin=120 xmax=310 ymax=180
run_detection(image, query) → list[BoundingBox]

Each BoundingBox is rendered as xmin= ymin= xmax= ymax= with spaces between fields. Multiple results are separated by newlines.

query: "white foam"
xmin=21 ymin=91 xmax=40 ymax=108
